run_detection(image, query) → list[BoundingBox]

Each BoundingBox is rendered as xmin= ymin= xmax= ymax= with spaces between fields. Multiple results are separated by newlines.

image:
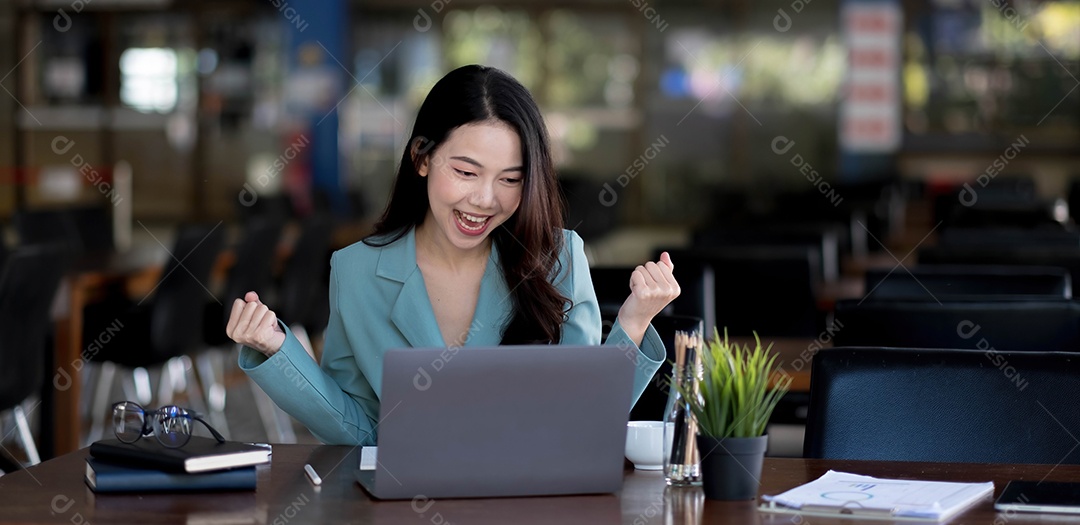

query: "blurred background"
xmin=1 ymin=0 xmax=1079 ymax=466
xmin=4 ymin=0 xmax=1076 ymax=233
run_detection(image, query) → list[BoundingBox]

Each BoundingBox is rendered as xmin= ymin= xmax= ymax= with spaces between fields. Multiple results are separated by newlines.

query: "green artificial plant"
xmin=675 ymin=328 xmax=793 ymax=439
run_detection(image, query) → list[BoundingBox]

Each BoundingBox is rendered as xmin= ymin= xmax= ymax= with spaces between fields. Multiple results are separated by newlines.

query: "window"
xmin=119 ymin=48 xmax=180 ymax=112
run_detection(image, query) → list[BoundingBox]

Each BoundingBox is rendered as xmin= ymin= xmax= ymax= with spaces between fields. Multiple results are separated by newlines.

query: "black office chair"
xmin=666 ymin=247 xmax=822 ymax=337
xmin=832 ymin=299 xmax=1080 ymax=351
xmin=805 ymin=347 xmax=1080 ymax=464
xmin=275 ymin=214 xmax=335 ymax=338
xmin=203 ymin=215 xmax=286 ymax=346
xmin=591 ymin=266 xmax=641 ymax=323
xmin=199 ymin=215 xmax=285 ymax=437
xmin=83 ymin=223 xmax=225 ymax=443
xmin=862 ymin=265 xmax=1072 ymax=301
xmin=0 ymin=244 xmax=72 ymax=470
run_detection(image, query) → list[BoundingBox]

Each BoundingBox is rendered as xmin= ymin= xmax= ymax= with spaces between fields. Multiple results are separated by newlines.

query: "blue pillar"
xmin=284 ymin=0 xmax=349 ymax=215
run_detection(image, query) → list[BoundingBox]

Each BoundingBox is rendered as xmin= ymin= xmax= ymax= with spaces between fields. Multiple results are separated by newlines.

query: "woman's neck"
xmin=414 ymin=221 xmax=491 ymax=273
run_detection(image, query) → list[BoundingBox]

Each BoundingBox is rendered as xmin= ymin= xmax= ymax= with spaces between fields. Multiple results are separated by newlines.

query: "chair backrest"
xmin=937 ymin=228 xmax=1080 ymax=249
xmin=70 ymin=206 xmax=115 ymax=252
xmin=805 ymin=347 xmax=1080 ymax=464
xmin=666 ymin=247 xmax=821 ymax=337
xmin=693 ymin=225 xmax=842 ymax=282
xmin=150 ymin=223 xmax=226 ymax=358
xmin=590 ymin=266 xmax=633 ymax=321
xmin=932 ymin=177 xmax=1037 ymax=225
xmin=0 ymin=244 xmax=72 ymax=410
xmin=863 ymin=265 xmax=1072 ymax=301
xmin=277 ymin=214 xmax=334 ymax=327
xmin=14 ymin=206 xmax=113 ymax=253
xmin=948 ymin=200 xmax=1065 ymax=229
xmin=918 ymin=246 xmax=1080 ymax=290
xmin=14 ymin=209 xmax=81 ymax=252
xmin=221 ymin=216 xmax=286 ymax=324
xmin=832 ymin=299 xmax=1080 ymax=351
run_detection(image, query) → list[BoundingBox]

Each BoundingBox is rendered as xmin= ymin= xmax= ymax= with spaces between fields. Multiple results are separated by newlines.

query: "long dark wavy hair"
xmin=365 ymin=65 xmax=568 ymax=344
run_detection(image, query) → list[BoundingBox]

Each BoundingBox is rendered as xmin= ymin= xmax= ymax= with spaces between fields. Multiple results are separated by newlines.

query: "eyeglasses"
xmin=112 ymin=401 xmax=226 ymax=448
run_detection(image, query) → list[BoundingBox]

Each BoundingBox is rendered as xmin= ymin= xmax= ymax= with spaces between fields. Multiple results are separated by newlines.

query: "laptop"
xmin=355 ymin=345 xmax=635 ymax=500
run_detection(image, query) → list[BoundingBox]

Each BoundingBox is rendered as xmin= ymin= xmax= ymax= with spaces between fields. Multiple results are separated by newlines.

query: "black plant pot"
xmin=696 ymin=434 xmax=768 ymax=500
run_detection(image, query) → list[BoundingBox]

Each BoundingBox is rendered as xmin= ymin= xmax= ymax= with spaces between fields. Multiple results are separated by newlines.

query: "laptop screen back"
xmin=372 ymin=345 xmax=635 ymax=499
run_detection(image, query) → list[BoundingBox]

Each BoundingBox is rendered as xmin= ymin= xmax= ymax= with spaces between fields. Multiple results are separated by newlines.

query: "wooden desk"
xmin=2 ymin=444 xmax=1077 ymax=524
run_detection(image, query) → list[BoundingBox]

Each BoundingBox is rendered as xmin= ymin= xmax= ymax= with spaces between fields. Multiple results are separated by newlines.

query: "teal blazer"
xmin=239 ymin=228 xmax=664 ymax=445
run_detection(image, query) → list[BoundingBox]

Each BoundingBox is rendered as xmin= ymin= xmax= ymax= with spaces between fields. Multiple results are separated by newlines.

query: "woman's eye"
xmin=504 ymin=178 xmax=522 ymax=184
xmin=454 ymin=169 xmax=476 ymax=177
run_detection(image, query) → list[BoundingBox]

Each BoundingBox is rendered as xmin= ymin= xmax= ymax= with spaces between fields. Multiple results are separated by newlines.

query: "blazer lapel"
xmin=377 ymin=228 xmax=445 ymax=348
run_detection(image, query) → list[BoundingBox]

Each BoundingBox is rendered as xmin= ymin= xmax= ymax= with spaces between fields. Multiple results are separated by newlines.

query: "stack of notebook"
xmin=85 ymin=437 xmax=271 ymax=493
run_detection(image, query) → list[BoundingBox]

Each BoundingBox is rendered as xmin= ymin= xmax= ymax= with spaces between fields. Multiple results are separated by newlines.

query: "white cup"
xmin=625 ymin=421 xmax=665 ymax=470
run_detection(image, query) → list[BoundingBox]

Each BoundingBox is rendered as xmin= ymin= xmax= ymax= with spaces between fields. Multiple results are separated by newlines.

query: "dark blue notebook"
xmin=85 ymin=458 xmax=257 ymax=493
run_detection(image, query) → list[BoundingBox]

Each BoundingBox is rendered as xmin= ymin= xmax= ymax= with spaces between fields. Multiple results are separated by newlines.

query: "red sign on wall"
xmin=840 ymin=2 xmax=902 ymax=153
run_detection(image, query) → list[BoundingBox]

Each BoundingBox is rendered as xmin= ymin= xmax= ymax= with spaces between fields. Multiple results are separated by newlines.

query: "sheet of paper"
xmin=762 ymin=470 xmax=993 ymax=520
xmin=359 ymin=447 xmax=377 ymax=471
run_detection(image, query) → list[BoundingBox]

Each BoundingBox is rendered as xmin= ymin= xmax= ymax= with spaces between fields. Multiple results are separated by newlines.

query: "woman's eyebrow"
xmin=450 ymin=156 xmax=523 ymax=173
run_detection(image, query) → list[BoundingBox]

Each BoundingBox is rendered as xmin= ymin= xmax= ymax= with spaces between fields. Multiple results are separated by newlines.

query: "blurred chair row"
xmin=597 ymin=181 xmax=905 ymax=436
xmin=79 ymin=213 xmax=335 ymax=445
xmin=0 ymin=204 xmax=339 ymax=471
xmin=808 ymin=179 xmax=1080 ymax=464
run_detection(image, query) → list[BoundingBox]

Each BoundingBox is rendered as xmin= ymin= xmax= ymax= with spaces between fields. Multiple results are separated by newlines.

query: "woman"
xmin=227 ymin=65 xmax=679 ymax=446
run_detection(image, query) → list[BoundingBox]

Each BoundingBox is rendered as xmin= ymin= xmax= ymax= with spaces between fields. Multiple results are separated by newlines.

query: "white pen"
xmin=304 ymin=463 xmax=323 ymax=486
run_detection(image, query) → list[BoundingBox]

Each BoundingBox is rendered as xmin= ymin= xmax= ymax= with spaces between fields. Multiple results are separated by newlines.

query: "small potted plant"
xmin=675 ymin=328 xmax=791 ymax=500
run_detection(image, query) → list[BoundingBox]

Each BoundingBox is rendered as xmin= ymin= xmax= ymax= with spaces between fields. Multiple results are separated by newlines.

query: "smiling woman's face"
xmin=418 ymin=121 xmax=524 ymax=254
